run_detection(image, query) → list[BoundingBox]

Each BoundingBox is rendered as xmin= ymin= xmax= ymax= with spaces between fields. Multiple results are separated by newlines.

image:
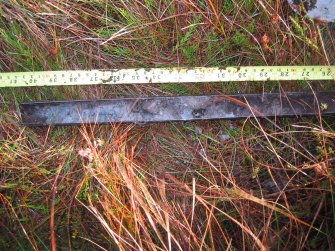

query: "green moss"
xmin=232 ymin=31 xmax=251 ymax=48
xmin=160 ymin=83 xmax=189 ymax=95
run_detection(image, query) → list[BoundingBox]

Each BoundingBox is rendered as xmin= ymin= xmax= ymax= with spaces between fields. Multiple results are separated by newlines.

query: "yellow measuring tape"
xmin=0 ymin=66 xmax=334 ymax=87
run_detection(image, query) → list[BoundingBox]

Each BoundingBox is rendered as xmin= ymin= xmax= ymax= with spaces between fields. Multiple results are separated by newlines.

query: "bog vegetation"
xmin=0 ymin=0 xmax=335 ymax=250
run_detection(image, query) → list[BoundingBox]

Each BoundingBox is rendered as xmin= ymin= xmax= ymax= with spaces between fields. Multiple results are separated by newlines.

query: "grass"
xmin=1 ymin=0 xmax=335 ymax=250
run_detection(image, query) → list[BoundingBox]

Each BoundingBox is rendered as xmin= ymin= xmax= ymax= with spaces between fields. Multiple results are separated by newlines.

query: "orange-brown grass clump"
xmin=1 ymin=112 xmax=335 ymax=250
xmin=1 ymin=0 xmax=335 ymax=250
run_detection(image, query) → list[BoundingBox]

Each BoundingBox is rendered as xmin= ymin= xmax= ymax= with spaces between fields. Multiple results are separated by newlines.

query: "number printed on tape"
xmin=0 ymin=66 xmax=334 ymax=87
